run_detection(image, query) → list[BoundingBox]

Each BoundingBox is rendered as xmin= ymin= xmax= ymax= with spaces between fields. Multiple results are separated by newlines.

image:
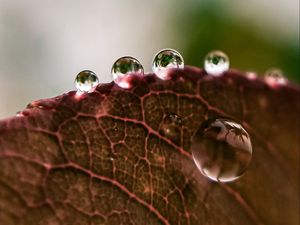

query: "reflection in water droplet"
xmin=112 ymin=56 xmax=144 ymax=89
xmin=204 ymin=50 xmax=229 ymax=76
xmin=162 ymin=114 xmax=182 ymax=137
xmin=264 ymin=68 xmax=287 ymax=86
xmin=191 ymin=118 xmax=252 ymax=182
xmin=74 ymin=70 xmax=99 ymax=93
xmin=152 ymin=49 xmax=184 ymax=80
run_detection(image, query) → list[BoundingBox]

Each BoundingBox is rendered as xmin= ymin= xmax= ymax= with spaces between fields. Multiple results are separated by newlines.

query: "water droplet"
xmin=111 ymin=56 xmax=144 ymax=89
xmin=191 ymin=118 xmax=252 ymax=182
xmin=162 ymin=114 xmax=182 ymax=137
xmin=16 ymin=110 xmax=30 ymax=117
xmin=246 ymin=72 xmax=257 ymax=80
xmin=74 ymin=70 xmax=99 ymax=93
xmin=152 ymin=48 xmax=184 ymax=80
xmin=27 ymin=100 xmax=56 ymax=110
xmin=16 ymin=111 xmax=23 ymax=117
xmin=264 ymin=68 xmax=287 ymax=86
xmin=36 ymin=101 xmax=55 ymax=110
xmin=204 ymin=50 xmax=230 ymax=76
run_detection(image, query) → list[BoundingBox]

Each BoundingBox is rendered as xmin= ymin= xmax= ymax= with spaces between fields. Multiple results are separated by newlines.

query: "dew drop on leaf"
xmin=191 ymin=118 xmax=252 ymax=182
xmin=246 ymin=71 xmax=257 ymax=80
xmin=16 ymin=110 xmax=30 ymax=117
xmin=27 ymin=100 xmax=56 ymax=110
xmin=74 ymin=70 xmax=99 ymax=93
xmin=35 ymin=101 xmax=55 ymax=110
xmin=111 ymin=56 xmax=144 ymax=89
xmin=204 ymin=50 xmax=230 ymax=76
xmin=264 ymin=68 xmax=287 ymax=86
xmin=152 ymin=48 xmax=184 ymax=80
xmin=16 ymin=111 xmax=23 ymax=117
xmin=162 ymin=114 xmax=182 ymax=138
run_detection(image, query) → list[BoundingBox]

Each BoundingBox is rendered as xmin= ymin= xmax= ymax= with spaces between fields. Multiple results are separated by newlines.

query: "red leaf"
xmin=0 ymin=66 xmax=299 ymax=225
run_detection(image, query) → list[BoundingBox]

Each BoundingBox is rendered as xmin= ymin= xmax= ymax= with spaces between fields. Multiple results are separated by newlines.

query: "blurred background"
xmin=0 ymin=0 xmax=299 ymax=119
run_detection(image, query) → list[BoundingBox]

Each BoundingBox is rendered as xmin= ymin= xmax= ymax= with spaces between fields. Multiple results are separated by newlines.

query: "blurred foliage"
xmin=173 ymin=2 xmax=299 ymax=83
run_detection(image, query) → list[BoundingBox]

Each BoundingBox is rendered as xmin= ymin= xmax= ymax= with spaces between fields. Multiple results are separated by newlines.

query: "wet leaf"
xmin=0 ymin=67 xmax=299 ymax=225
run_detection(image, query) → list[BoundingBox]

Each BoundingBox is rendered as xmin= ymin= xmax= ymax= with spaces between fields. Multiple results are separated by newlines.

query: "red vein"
xmin=52 ymin=162 xmax=171 ymax=225
xmin=222 ymin=184 xmax=265 ymax=225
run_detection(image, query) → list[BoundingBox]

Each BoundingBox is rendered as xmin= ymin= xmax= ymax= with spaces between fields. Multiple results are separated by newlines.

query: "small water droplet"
xmin=152 ymin=48 xmax=184 ymax=80
xmin=74 ymin=70 xmax=99 ymax=93
xmin=16 ymin=110 xmax=30 ymax=117
xmin=162 ymin=114 xmax=182 ymax=137
xmin=28 ymin=100 xmax=56 ymax=110
xmin=264 ymin=68 xmax=287 ymax=86
xmin=37 ymin=101 xmax=55 ymax=109
xmin=204 ymin=50 xmax=230 ymax=76
xmin=191 ymin=118 xmax=252 ymax=182
xmin=111 ymin=56 xmax=144 ymax=89
xmin=16 ymin=111 xmax=23 ymax=117
xmin=246 ymin=72 xmax=257 ymax=80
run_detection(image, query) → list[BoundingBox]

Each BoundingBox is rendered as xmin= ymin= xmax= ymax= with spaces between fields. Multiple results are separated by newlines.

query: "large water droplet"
xmin=204 ymin=50 xmax=230 ymax=76
xmin=264 ymin=68 xmax=287 ymax=86
xmin=152 ymin=48 xmax=184 ymax=80
xmin=162 ymin=114 xmax=182 ymax=137
xmin=74 ymin=70 xmax=99 ymax=93
xmin=191 ymin=118 xmax=252 ymax=182
xmin=111 ymin=56 xmax=144 ymax=89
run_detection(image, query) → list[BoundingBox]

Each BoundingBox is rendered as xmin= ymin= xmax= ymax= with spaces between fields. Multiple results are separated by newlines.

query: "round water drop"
xmin=152 ymin=48 xmax=184 ymax=80
xmin=191 ymin=118 xmax=252 ymax=182
xmin=112 ymin=56 xmax=144 ymax=89
xmin=74 ymin=70 xmax=99 ymax=93
xmin=28 ymin=100 xmax=56 ymax=110
xmin=246 ymin=71 xmax=257 ymax=80
xmin=264 ymin=68 xmax=287 ymax=86
xmin=204 ymin=50 xmax=230 ymax=76
xmin=162 ymin=114 xmax=182 ymax=137
xmin=16 ymin=110 xmax=30 ymax=117
xmin=16 ymin=111 xmax=23 ymax=117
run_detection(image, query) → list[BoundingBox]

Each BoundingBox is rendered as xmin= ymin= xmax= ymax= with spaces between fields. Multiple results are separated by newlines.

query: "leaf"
xmin=0 ymin=66 xmax=299 ymax=225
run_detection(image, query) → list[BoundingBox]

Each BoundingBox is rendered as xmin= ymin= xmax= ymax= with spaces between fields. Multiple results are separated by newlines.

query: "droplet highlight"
xmin=152 ymin=48 xmax=184 ymax=80
xmin=112 ymin=56 xmax=144 ymax=89
xmin=191 ymin=118 xmax=252 ymax=182
xmin=204 ymin=50 xmax=229 ymax=76
xmin=74 ymin=70 xmax=99 ymax=93
xmin=264 ymin=68 xmax=287 ymax=86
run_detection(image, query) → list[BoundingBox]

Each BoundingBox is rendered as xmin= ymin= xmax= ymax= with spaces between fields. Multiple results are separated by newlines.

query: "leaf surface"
xmin=0 ymin=66 xmax=299 ymax=225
